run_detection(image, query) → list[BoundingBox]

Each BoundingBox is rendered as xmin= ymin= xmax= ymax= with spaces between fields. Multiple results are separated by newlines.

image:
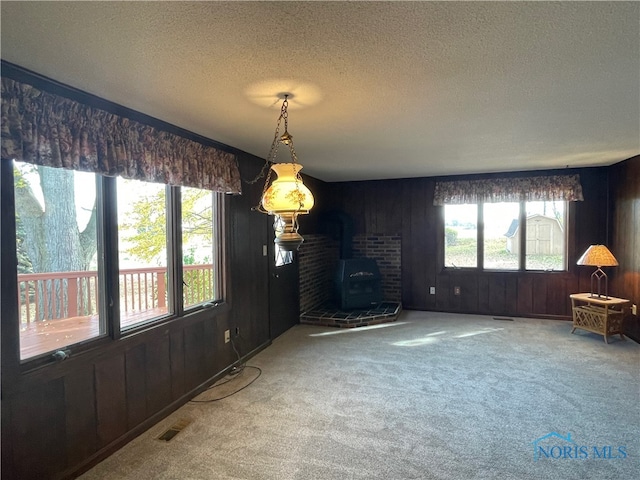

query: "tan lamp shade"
xmin=261 ymin=163 xmax=315 ymax=214
xmin=576 ymin=245 xmax=619 ymax=267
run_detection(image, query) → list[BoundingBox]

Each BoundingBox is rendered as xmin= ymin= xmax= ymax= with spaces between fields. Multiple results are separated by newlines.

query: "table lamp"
xmin=576 ymin=244 xmax=618 ymax=299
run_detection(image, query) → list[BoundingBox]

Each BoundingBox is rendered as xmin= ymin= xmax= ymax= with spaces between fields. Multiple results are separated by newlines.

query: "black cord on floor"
xmin=189 ymin=366 xmax=262 ymax=403
xmin=189 ymin=335 xmax=262 ymax=403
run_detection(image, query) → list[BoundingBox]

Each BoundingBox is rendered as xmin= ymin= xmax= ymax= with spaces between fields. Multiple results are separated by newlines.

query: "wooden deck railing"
xmin=17 ymin=264 xmax=214 ymax=324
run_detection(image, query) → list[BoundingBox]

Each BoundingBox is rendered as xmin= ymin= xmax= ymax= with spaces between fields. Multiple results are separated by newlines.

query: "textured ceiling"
xmin=1 ymin=1 xmax=638 ymax=182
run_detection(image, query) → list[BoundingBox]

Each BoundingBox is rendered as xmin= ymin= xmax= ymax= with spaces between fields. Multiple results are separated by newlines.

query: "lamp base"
xmin=273 ymin=213 xmax=305 ymax=251
xmin=590 ymin=268 xmax=610 ymax=300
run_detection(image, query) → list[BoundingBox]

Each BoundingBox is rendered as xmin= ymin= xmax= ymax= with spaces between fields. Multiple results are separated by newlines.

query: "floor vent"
xmin=493 ymin=317 xmax=514 ymax=321
xmin=157 ymin=418 xmax=192 ymax=442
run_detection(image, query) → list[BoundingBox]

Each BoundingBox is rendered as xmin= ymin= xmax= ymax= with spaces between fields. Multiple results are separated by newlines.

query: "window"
xmin=117 ymin=178 xmax=170 ymax=329
xmin=14 ymin=161 xmax=104 ymax=360
xmin=525 ymin=201 xmax=566 ymax=271
xmin=12 ymin=165 xmax=226 ymax=361
xmin=484 ymin=202 xmax=520 ymax=270
xmin=444 ymin=204 xmax=477 ymax=268
xmin=444 ymin=200 xmax=568 ymax=271
xmin=181 ymin=186 xmax=223 ymax=308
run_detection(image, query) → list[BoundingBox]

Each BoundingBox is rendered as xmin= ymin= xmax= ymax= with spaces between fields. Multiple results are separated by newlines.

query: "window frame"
xmin=3 ymin=163 xmax=229 ymax=369
xmin=441 ymin=200 xmax=571 ymax=273
xmin=180 ymin=187 xmax=226 ymax=312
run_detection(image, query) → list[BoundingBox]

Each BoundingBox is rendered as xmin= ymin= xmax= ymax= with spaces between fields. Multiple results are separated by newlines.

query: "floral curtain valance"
xmin=433 ymin=174 xmax=584 ymax=205
xmin=1 ymin=77 xmax=242 ymax=193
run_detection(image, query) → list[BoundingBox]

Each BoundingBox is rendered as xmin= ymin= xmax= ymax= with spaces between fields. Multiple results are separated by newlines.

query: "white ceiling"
xmin=1 ymin=1 xmax=638 ymax=182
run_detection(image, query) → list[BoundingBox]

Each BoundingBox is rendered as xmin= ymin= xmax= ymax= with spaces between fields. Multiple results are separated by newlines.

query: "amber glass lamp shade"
xmin=260 ymin=163 xmax=314 ymax=251
xmin=261 ymin=163 xmax=314 ymax=214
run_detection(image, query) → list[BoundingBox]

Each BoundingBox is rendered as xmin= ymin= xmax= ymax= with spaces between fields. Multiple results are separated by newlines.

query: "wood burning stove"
xmin=335 ymin=258 xmax=382 ymax=310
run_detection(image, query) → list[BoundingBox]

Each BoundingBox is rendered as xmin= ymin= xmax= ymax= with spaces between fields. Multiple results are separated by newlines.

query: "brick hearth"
xmin=300 ymin=302 xmax=402 ymax=328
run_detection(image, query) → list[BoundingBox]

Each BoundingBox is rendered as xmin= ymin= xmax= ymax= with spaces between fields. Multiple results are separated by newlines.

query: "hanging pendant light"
xmin=255 ymin=94 xmax=314 ymax=251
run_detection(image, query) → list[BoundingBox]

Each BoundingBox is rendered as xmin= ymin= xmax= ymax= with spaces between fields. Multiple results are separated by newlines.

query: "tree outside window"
xmin=14 ymin=161 xmax=103 ymax=360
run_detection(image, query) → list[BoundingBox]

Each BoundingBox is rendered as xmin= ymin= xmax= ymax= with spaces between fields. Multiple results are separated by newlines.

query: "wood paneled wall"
xmin=0 ymin=152 xmax=276 ymax=480
xmin=609 ymin=155 xmax=640 ymax=340
xmin=325 ymin=167 xmax=610 ymax=319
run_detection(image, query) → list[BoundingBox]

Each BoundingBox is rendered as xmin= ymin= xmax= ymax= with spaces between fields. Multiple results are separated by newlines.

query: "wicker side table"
xmin=570 ymin=293 xmax=630 ymax=344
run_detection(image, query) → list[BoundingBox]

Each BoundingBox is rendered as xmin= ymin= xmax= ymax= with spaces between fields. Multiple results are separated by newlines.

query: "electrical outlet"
xmin=633 ymin=304 xmax=637 ymax=316
xmin=224 ymin=330 xmax=230 ymax=343
xmin=235 ymin=327 xmax=240 ymax=336
xmin=429 ymin=286 xmax=436 ymax=295
xmin=454 ymin=286 xmax=461 ymax=296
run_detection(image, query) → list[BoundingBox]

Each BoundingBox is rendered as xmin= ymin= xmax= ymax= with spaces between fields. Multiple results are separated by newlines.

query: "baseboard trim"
xmin=403 ymin=307 xmax=572 ymax=322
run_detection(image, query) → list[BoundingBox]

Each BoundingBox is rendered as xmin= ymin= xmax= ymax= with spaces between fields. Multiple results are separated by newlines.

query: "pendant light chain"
xmin=251 ymin=95 xmax=305 ymax=212
xmin=279 ymin=96 xmax=305 ymax=211
xmin=250 ymin=97 xmax=286 ymax=212
xmin=246 ymin=96 xmax=287 ymax=186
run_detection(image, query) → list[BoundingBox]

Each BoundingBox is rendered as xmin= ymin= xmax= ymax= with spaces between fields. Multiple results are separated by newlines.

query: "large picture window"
xmin=444 ymin=200 xmax=568 ymax=271
xmin=11 ymin=163 xmax=227 ymax=361
xmin=436 ymin=174 xmax=581 ymax=272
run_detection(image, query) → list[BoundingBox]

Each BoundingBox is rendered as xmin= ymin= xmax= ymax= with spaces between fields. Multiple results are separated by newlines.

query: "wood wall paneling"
xmin=145 ymin=335 xmax=173 ymax=416
xmin=64 ymin=366 xmax=98 ymax=468
xmin=1 ymin=395 xmax=14 ymax=476
xmin=95 ymin=355 xmax=128 ymax=449
xmin=436 ymin=274 xmax=452 ymax=311
xmin=477 ymin=274 xmax=491 ymax=313
xmin=458 ymin=274 xmax=479 ymax=313
xmin=610 ymin=156 xmax=640 ymax=339
xmin=532 ymin=276 xmax=549 ymax=315
xmin=125 ymin=344 xmax=148 ymax=430
xmin=487 ymin=274 xmax=505 ymax=314
xmin=403 ymin=178 xmax=432 ymax=309
xmin=229 ymin=152 xmax=271 ymax=355
xmin=577 ymin=167 xmax=610 ymax=250
xmin=202 ymin=315 xmax=221 ymax=374
xmin=169 ymin=330 xmax=186 ymax=401
xmin=505 ymin=275 xmax=518 ymax=314
xmin=9 ymin=378 xmax=67 ymax=480
xmin=547 ymin=275 xmax=568 ymax=317
xmin=183 ymin=322 xmax=208 ymax=390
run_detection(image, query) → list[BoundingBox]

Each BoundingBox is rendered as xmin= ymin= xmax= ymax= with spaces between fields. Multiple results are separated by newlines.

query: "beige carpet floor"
xmin=79 ymin=310 xmax=640 ymax=480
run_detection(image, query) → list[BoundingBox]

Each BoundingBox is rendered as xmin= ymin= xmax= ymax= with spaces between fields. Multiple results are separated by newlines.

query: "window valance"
xmin=1 ymin=77 xmax=242 ymax=193
xmin=433 ymin=174 xmax=584 ymax=205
